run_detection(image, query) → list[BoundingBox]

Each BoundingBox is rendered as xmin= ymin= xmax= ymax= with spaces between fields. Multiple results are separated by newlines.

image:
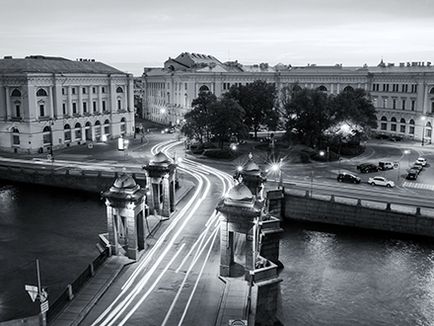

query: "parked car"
xmin=417 ymin=157 xmax=427 ymax=167
xmin=406 ymin=169 xmax=419 ymax=180
xmin=368 ymin=176 xmax=395 ymax=188
xmin=337 ymin=173 xmax=361 ymax=184
xmin=356 ymin=163 xmax=379 ymax=173
xmin=413 ymin=161 xmax=424 ymax=170
xmin=411 ymin=164 xmax=423 ymax=174
xmin=389 ymin=136 xmax=403 ymax=142
xmin=378 ymin=161 xmax=394 ymax=171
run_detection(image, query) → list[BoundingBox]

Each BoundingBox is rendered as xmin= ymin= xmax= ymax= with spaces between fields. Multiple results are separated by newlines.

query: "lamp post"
xmin=421 ymin=116 xmax=426 ymax=146
xmin=49 ymin=119 xmax=54 ymax=162
xmin=270 ymin=158 xmax=284 ymax=190
xmin=397 ymin=149 xmax=410 ymax=182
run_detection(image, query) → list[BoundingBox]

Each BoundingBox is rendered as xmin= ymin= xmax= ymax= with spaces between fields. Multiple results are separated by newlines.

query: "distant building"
xmin=141 ymin=52 xmax=434 ymax=143
xmin=0 ymin=55 xmax=135 ymax=153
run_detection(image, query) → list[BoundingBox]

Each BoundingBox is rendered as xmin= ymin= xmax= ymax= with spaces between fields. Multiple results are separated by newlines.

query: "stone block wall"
xmin=284 ymin=191 xmax=434 ymax=237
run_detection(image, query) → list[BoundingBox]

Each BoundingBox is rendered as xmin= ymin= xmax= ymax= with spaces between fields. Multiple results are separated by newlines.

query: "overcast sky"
xmin=1 ymin=0 xmax=433 ymax=75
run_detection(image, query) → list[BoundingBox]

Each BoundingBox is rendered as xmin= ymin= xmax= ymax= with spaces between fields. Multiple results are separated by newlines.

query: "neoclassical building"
xmin=141 ymin=52 xmax=434 ymax=143
xmin=0 ymin=55 xmax=135 ymax=153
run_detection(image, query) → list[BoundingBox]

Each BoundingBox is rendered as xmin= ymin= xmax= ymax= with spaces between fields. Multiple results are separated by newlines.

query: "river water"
xmin=0 ymin=182 xmax=106 ymax=321
xmin=2 ymin=183 xmax=434 ymax=325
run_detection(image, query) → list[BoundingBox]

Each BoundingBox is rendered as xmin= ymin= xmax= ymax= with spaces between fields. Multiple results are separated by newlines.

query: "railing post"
xmin=89 ymin=262 xmax=95 ymax=277
xmin=416 ymin=207 xmax=421 ymax=215
xmin=67 ymin=284 xmax=74 ymax=300
xmin=386 ymin=203 xmax=391 ymax=211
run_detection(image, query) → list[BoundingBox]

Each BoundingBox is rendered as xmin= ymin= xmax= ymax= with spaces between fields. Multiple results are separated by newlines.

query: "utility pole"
xmin=25 ymin=259 xmax=49 ymax=326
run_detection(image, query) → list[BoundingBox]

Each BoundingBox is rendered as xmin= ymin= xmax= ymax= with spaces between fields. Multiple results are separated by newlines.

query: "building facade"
xmin=0 ymin=55 xmax=135 ymax=153
xmin=141 ymin=52 xmax=434 ymax=143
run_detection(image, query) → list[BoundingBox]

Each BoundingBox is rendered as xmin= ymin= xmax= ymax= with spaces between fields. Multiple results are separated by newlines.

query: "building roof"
xmin=0 ymin=55 xmax=127 ymax=74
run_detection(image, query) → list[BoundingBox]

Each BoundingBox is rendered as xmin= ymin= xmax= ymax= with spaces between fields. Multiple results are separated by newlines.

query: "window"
xmin=42 ymin=126 xmax=51 ymax=145
xmin=11 ymin=89 xmax=21 ymax=97
xmin=343 ymin=86 xmax=354 ymax=92
xmin=102 ymin=87 xmax=105 ymax=93
xmin=15 ymin=104 xmax=21 ymax=118
xmin=383 ymin=98 xmax=388 ymax=108
xmin=12 ymin=128 xmax=20 ymax=146
xmin=74 ymin=123 xmax=82 ymax=139
xmin=118 ymin=99 xmax=122 ymax=110
xmin=72 ymin=102 xmax=77 ymax=114
xmin=104 ymin=119 xmax=110 ymax=134
xmin=62 ymin=103 xmax=66 ymax=115
xmin=64 ymin=124 xmax=71 ymax=141
xmin=39 ymin=104 xmax=45 ymax=116
xmin=400 ymin=125 xmax=406 ymax=133
xmin=401 ymin=84 xmax=408 ymax=93
xmin=37 ymin=89 xmax=48 ymax=97
xmin=82 ymin=87 xmax=86 ymax=94
xmin=412 ymin=100 xmax=416 ymax=111
xmin=72 ymin=87 xmax=76 ymax=95
xmin=93 ymin=101 xmax=97 ymax=112
xmin=120 ymin=117 xmax=126 ymax=134
xmin=116 ymin=87 xmax=124 ymax=93
xmin=430 ymin=87 xmax=434 ymax=94
xmin=185 ymin=83 xmax=187 ymax=90
xmin=102 ymin=100 xmax=106 ymax=111
xmin=432 ymin=102 xmax=434 ymax=114
xmin=381 ymin=123 xmax=387 ymax=130
xmin=402 ymin=99 xmax=406 ymax=110
xmin=83 ymin=102 xmax=87 ymax=113
xmin=392 ymin=99 xmax=396 ymax=109
xmin=92 ymin=87 xmax=96 ymax=94
xmin=409 ymin=119 xmax=415 ymax=135
xmin=317 ymin=85 xmax=327 ymax=92
xmin=199 ymin=85 xmax=210 ymax=92
xmin=62 ymin=88 xmax=65 ymax=95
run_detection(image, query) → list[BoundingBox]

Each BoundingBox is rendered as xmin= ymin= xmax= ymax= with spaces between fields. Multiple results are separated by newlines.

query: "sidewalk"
xmin=50 ymin=256 xmax=132 ymax=326
xmin=215 ymin=277 xmax=249 ymax=326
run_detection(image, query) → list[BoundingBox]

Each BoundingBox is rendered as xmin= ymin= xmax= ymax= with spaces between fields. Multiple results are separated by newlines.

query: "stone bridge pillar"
xmin=235 ymin=154 xmax=266 ymax=200
xmin=144 ymin=151 xmax=176 ymax=219
xmin=103 ymin=173 xmax=147 ymax=260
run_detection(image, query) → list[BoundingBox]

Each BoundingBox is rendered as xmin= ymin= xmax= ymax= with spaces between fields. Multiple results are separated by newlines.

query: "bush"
xmin=203 ymin=148 xmax=234 ymax=159
xmin=190 ymin=144 xmax=204 ymax=154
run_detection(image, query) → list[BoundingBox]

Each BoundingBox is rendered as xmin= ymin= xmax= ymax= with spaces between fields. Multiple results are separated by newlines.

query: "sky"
xmin=1 ymin=0 xmax=434 ymax=76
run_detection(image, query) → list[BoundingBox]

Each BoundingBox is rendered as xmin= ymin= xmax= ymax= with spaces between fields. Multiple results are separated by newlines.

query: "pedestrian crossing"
xmin=403 ymin=181 xmax=434 ymax=191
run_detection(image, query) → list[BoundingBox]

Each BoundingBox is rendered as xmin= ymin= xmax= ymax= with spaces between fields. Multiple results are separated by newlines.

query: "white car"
xmin=368 ymin=176 xmax=395 ymax=188
xmin=417 ymin=157 xmax=427 ymax=167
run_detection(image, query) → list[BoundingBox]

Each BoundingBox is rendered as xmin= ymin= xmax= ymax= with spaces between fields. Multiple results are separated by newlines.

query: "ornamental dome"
xmin=243 ymin=159 xmax=261 ymax=176
xmin=226 ymin=183 xmax=253 ymax=202
xmin=151 ymin=151 xmax=173 ymax=165
xmin=113 ymin=173 xmax=137 ymax=189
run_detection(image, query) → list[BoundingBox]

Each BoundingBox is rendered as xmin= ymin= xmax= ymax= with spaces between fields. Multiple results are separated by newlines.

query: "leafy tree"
xmin=208 ymin=98 xmax=248 ymax=148
xmin=224 ymin=80 xmax=277 ymax=139
xmin=181 ymin=90 xmax=217 ymax=142
xmin=284 ymin=88 xmax=332 ymax=148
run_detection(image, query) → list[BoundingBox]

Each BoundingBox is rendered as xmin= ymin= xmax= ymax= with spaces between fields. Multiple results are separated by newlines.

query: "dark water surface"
xmin=279 ymin=221 xmax=434 ymax=326
xmin=0 ymin=182 xmax=105 ymax=321
xmin=2 ymin=183 xmax=434 ymax=325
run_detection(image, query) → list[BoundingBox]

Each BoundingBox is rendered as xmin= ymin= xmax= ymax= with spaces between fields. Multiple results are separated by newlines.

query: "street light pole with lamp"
xmin=270 ymin=158 xmax=284 ymax=190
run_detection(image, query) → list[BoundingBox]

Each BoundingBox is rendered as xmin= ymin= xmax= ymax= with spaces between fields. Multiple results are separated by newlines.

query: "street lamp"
xmin=421 ymin=116 xmax=426 ymax=146
xmin=397 ymin=149 xmax=411 ymax=182
xmin=270 ymin=158 xmax=284 ymax=189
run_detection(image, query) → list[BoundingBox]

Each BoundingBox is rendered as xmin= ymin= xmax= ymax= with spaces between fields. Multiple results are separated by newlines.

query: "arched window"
xmin=12 ymin=127 xmax=19 ymax=133
xmin=391 ymin=117 xmax=397 ymax=122
xmin=74 ymin=123 xmax=82 ymax=140
xmin=430 ymin=87 xmax=434 ymax=94
xmin=409 ymin=119 xmax=415 ymax=135
xmin=343 ymin=86 xmax=354 ymax=92
xmin=95 ymin=120 xmax=101 ymax=126
xmin=120 ymin=117 xmax=126 ymax=134
xmin=84 ymin=122 xmax=92 ymax=140
xmin=390 ymin=117 xmax=397 ymax=131
xmin=42 ymin=126 xmax=51 ymax=145
xmin=36 ymin=89 xmax=48 ymax=97
xmin=11 ymin=89 xmax=21 ymax=97
xmin=85 ymin=121 xmax=91 ymax=127
xmin=116 ymin=87 xmax=124 ymax=93
xmin=317 ymin=85 xmax=327 ymax=92
xmin=199 ymin=85 xmax=210 ymax=92
xmin=64 ymin=124 xmax=71 ymax=141
xmin=409 ymin=119 xmax=415 ymax=125
xmin=380 ymin=116 xmax=388 ymax=131
xmin=104 ymin=119 xmax=110 ymax=135
xmin=399 ymin=118 xmax=406 ymax=133
xmin=381 ymin=116 xmax=388 ymax=121
xmin=426 ymin=121 xmax=432 ymax=128
xmin=400 ymin=118 xmax=406 ymax=124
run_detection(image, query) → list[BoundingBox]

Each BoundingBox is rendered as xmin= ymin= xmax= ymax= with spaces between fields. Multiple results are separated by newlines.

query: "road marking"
xmin=402 ymin=181 xmax=434 ymax=191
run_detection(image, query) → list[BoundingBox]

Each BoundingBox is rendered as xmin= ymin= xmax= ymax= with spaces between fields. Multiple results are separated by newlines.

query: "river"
xmin=1 ymin=183 xmax=434 ymax=325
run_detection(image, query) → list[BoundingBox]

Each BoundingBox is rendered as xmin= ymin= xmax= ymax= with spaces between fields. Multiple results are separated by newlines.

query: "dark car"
xmin=406 ymin=169 xmax=418 ymax=180
xmin=411 ymin=164 xmax=423 ymax=174
xmin=356 ymin=163 xmax=379 ymax=173
xmin=337 ymin=173 xmax=361 ymax=184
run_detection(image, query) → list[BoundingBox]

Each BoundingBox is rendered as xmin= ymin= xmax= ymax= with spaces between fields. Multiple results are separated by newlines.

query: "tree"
xmin=284 ymin=88 xmax=332 ymax=148
xmin=208 ymin=98 xmax=248 ymax=148
xmin=181 ymin=90 xmax=217 ymax=142
xmin=224 ymin=80 xmax=277 ymax=139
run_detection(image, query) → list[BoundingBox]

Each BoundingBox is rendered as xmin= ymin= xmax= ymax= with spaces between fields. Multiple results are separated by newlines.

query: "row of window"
xmin=39 ymin=99 xmax=126 ymax=117
xmin=372 ymin=83 xmax=419 ymax=93
xmin=9 ymin=86 xmax=124 ymax=98
xmin=373 ymin=97 xmax=416 ymax=111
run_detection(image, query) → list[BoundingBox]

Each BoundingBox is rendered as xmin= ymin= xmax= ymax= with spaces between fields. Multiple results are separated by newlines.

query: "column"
xmin=106 ymin=206 xmax=118 ymax=255
xmin=98 ymin=86 xmax=103 ymax=114
xmin=423 ymin=84 xmax=429 ymax=115
xmin=219 ymin=219 xmax=233 ymax=277
xmin=336 ymin=84 xmax=341 ymax=93
xmin=67 ymin=86 xmax=72 ymax=116
xmin=161 ymin=175 xmax=171 ymax=217
xmin=5 ymin=87 xmax=11 ymax=120
xmin=146 ymin=176 xmax=155 ymax=214
xmin=0 ymin=87 xmax=6 ymax=120
xmin=125 ymin=209 xmax=138 ymax=260
xmin=48 ymin=86 xmax=54 ymax=118
xmin=330 ymin=84 xmax=335 ymax=94
xmin=245 ymin=231 xmax=254 ymax=275
xmin=78 ymin=87 xmax=83 ymax=115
